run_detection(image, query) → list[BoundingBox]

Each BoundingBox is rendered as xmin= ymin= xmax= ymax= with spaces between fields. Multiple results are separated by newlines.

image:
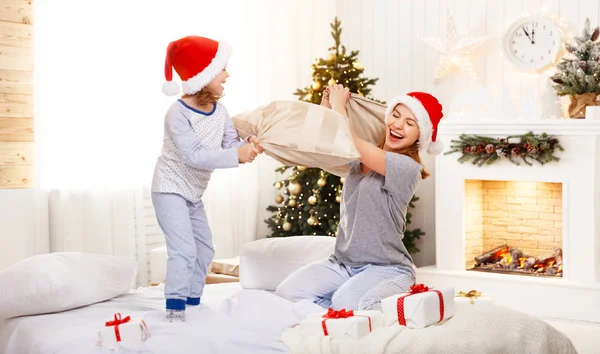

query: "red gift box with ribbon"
xmin=299 ymin=308 xmax=383 ymax=340
xmin=97 ymin=313 xmax=149 ymax=349
xmin=381 ymin=284 xmax=456 ymax=329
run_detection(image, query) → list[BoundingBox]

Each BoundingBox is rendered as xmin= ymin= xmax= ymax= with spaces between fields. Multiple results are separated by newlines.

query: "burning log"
xmin=523 ymin=257 xmax=537 ymax=270
xmin=553 ymin=248 xmax=563 ymax=265
xmin=475 ymin=246 xmax=509 ymax=265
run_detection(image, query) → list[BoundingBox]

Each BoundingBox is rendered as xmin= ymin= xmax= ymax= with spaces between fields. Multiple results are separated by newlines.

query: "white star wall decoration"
xmin=422 ymin=9 xmax=487 ymax=83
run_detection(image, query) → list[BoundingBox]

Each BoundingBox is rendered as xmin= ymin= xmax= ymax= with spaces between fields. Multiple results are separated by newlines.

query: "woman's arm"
xmin=328 ymin=85 xmax=387 ymax=176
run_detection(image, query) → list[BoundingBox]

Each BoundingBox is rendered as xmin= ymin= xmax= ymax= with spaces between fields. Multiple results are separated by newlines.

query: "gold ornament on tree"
xmin=340 ymin=177 xmax=345 ymax=184
xmin=288 ymin=198 xmax=297 ymax=207
xmin=335 ymin=195 xmax=341 ymax=203
xmin=308 ymin=195 xmax=317 ymax=205
xmin=317 ymin=178 xmax=326 ymax=187
xmin=328 ymin=78 xmax=336 ymax=86
xmin=274 ymin=181 xmax=282 ymax=189
xmin=312 ymin=80 xmax=322 ymax=90
xmin=283 ymin=221 xmax=292 ymax=231
xmin=352 ymin=61 xmax=363 ymax=70
xmin=307 ymin=217 xmax=316 ymax=226
xmin=327 ymin=53 xmax=336 ymax=61
xmin=296 ymin=166 xmax=307 ymax=171
xmin=275 ymin=194 xmax=284 ymax=204
xmin=288 ymin=181 xmax=302 ymax=195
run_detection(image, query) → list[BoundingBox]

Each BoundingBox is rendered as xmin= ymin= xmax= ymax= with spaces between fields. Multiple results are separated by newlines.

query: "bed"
xmin=0 ymin=282 xmax=323 ymax=354
xmin=0 ymin=237 xmax=579 ymax=354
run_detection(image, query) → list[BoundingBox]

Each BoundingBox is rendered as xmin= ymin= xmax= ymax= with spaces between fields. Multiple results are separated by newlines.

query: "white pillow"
xmin=240 ymin=236 xmax=335 ymax=291
xmin=0 ymin=252 xmax=137 ymax=319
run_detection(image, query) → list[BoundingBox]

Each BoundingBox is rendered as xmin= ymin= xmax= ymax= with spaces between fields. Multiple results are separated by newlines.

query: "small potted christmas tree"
xmin=550 ymin=18 xmax=600 ymax=118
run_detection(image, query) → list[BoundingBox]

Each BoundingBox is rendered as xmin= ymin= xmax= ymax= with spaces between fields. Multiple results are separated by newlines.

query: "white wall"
xmin=335 ymin=0 xmax=599 ymax=266
xmin=0 ymin=189 xmax=48 ymax=270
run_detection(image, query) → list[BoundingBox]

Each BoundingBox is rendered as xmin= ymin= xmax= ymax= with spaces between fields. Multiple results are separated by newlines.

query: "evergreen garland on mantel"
xmin=444 ymin=132 xmax=564 ymax=167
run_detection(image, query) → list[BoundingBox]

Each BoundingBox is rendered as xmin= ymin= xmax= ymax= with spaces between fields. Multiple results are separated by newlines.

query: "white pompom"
xmin=162 ymin=81 xmax=180 ymax=96
xmin=427 ymin=140 xmax=444 ymax=155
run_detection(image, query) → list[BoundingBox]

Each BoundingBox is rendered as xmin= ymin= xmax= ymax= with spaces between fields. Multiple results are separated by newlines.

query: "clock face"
xmin=503 ymin=16 xmax=562 ymax=71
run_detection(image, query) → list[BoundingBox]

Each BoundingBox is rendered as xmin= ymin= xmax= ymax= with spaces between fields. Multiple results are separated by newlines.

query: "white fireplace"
xmin=416 ymin=119 xmax=600 ymax=323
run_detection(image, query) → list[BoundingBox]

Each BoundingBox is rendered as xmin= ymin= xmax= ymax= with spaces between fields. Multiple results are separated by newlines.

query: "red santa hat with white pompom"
xmin=162 ymin=36 xmax=232 ymax=96
xmin=385 ymin=92 xmax=445 ymax=155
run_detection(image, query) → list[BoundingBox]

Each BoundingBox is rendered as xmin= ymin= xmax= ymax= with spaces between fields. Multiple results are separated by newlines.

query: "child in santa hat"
xmin=276 ymin=85 xmax=444 ymax=311
xmin=152 ymin=36 xmax=262 ymax=322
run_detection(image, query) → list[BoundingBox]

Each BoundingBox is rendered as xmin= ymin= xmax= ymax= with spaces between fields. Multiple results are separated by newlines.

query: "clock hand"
xmin=522 ymin=27 xmax=533 ymax=44
xmin=532 ymin=28 xmax=535 ymax=44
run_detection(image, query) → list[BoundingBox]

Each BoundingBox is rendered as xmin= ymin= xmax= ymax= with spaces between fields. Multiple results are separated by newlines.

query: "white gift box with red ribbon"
xmin=97 ymin=313 xmax=149 ymax=350
xmin=298 ymin=308 xmax=383 ymax=340
xmin=381 ymin=284 xmax=456 ymax=329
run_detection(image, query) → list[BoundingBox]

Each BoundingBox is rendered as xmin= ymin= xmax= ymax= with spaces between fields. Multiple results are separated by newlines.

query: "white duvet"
xmin=0 ymin=285 xmax=577 ymax=354
xmin=0 ymin=284 xmax=323 ymax=354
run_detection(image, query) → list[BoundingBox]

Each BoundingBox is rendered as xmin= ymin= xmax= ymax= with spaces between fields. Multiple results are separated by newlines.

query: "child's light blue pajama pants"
xmin=275 ymin=258 xmax=415 ymax=311
xmin=151 ymin=192 xmax=214 ymax=310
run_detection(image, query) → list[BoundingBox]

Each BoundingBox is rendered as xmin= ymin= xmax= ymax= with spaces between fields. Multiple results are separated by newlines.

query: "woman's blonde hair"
xmin=182 ymin=88 xmax=218 ymax=107
xmin=378 ymin=136 xmax=430 ymax=180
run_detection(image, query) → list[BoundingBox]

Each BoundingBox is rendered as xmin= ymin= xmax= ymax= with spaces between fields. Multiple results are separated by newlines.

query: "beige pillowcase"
xmin=232 ymin=94 xmax=387 ymax=177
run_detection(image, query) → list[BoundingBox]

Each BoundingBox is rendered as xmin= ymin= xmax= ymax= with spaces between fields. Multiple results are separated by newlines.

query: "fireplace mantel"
xmin=416 ymin=118 xmax=600 ymax=323
xmin=438 ymin=119 xmax=600 ymax=136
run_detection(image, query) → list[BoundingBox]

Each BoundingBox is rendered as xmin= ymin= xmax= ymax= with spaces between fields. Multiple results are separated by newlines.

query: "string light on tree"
xmin=421 ymin=9 xmax=487 ymax=83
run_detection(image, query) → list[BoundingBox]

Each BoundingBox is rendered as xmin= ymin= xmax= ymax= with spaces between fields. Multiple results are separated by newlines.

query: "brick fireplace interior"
xmin=464 ymin=180 xmax=563 ymax=277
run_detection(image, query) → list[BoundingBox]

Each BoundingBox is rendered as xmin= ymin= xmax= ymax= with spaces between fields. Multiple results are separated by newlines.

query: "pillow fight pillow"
xmin=239 ymin=236 xmax=336 ymax=291
xmin=0 ymin=252 xmax=137 ymax=319
xmin=232 ymin=94 xmax=386 ymax=177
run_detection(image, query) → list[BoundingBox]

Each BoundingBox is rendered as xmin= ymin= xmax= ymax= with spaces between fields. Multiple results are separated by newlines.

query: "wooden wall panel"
xmin=0 ymin=0 xmax=33 ymax=189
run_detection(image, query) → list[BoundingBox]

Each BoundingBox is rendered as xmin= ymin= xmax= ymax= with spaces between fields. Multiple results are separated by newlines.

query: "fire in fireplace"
xmin=463 ymin=180 xmax=563 ymax=278
xmin=468 ymin=245 xmax=562 ymax=277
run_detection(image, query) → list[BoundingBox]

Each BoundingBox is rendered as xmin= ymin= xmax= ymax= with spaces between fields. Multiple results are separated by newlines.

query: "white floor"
xmin=544 ymin=318 xmax=600 ymax=354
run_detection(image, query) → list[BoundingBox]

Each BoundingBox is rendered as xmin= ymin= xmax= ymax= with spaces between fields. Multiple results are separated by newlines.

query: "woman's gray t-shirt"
xmin=332 ymin=152 xmax=422 ymax=267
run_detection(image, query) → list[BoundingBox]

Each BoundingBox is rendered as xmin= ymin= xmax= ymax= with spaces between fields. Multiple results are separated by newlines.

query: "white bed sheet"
xmin=0 ymin=283 xmax=324 ymax=354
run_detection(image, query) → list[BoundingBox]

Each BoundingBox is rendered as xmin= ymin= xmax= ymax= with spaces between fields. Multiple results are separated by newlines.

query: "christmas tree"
xmin=550 ymin=18 xmax=600 ymax=97
xmin=293 ymin=17 xmax=378 ymax=103
xmin=264 ymin=17 xmax=425 ymax=254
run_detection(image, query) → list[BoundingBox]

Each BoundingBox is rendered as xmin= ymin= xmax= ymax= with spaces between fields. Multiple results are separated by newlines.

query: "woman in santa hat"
xmin=276 ymin=84 xmax=444 ymax=311
xmin=152 ymin=36 xmax=262 ymax=322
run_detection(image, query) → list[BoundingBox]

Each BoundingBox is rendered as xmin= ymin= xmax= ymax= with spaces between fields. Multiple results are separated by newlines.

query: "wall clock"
xmin=502 ymin=15 xmax=563 ymax=71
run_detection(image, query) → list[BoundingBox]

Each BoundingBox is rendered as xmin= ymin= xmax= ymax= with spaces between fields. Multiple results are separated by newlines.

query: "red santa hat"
xmin=384 ymin=92 xmax=444 ymax=155
xmin=162 ymin=36 xmax=232 ymax=96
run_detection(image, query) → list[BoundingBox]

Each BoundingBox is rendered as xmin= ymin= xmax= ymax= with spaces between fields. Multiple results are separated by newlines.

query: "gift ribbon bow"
xmin=458 ymin=290 xmax=482 ymax=304
xmin=105 ymin=313 xmax=131 ymax=342
xmin=396 ymin=283 xmax=444 ymax=326
xmin=320 ymin=308 xmax=372 ymax=336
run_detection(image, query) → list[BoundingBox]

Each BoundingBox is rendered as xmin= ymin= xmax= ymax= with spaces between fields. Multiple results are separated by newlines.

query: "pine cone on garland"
xmin=485 ymin=144 xmax=495 ymax=154
xmin=464 ymin=146 xmax=471 ymax=153
xmin=511 ymin=147 xmax=521 ymax=156
xmin=527 ymin=146 xmax=539 ymax=153
xmin=592 ymin=27 xmax=600 ymax=41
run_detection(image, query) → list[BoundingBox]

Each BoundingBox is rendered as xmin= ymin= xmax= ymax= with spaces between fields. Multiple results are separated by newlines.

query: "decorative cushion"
xmin=0 ymin=252 xmax=137 ymax=319
xmin=239 ymin=236 xmax=336 ymax=291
